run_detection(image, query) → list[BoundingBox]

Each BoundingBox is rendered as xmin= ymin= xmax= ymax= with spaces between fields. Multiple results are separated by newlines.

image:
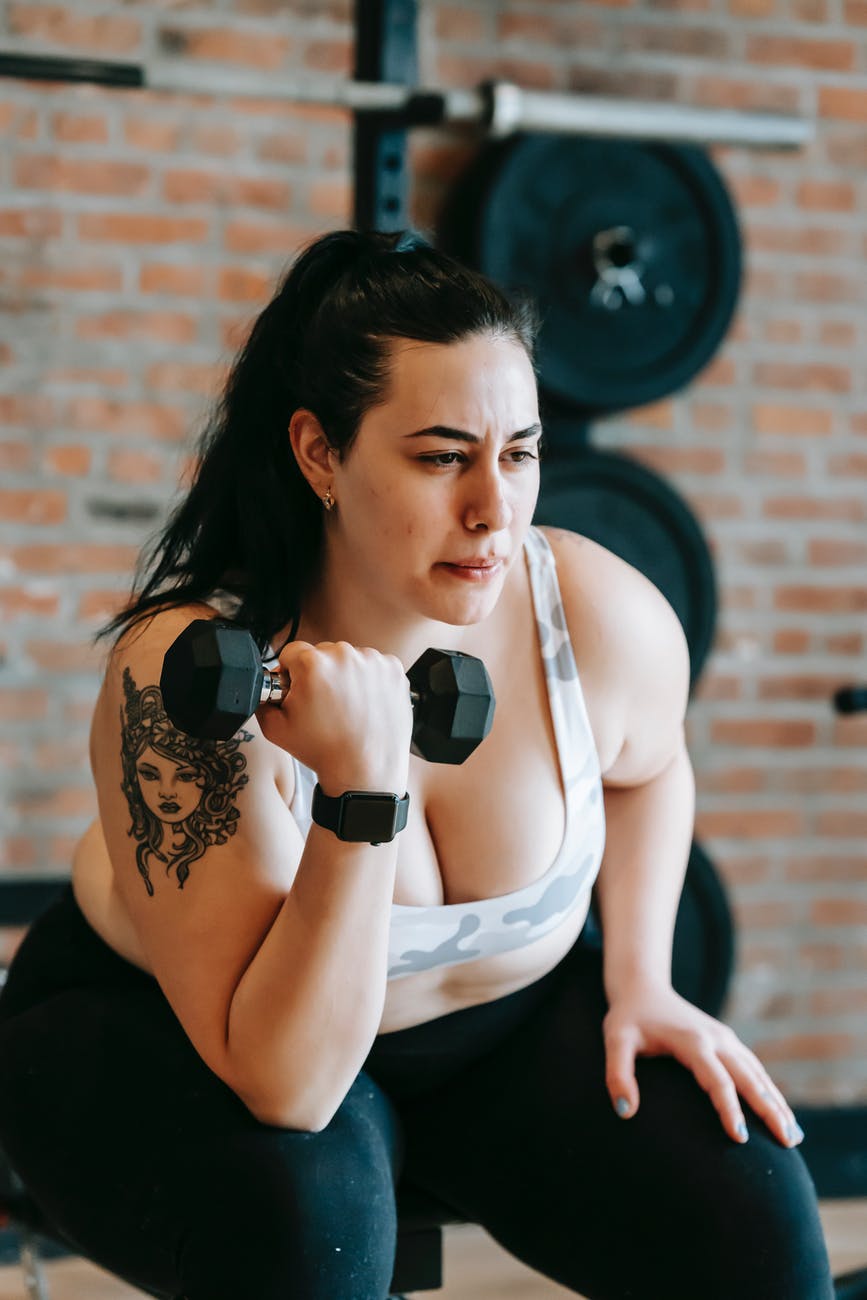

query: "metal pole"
xmin=0 ymin=53 xmax=813 ymax=149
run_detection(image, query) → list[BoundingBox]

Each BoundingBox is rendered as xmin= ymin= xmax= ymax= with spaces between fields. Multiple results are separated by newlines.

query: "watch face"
xmin=339 ymin=792 xmax=399 ymax=842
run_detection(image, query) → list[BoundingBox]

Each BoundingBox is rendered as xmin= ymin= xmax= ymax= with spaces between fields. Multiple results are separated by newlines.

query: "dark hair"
xmin=94 ymin=227 xmax=540 ymax=657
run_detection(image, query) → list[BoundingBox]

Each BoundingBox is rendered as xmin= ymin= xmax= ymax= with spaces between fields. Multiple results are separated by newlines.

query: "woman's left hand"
xmin=602 ymin=979 xmax=804 ymax=1148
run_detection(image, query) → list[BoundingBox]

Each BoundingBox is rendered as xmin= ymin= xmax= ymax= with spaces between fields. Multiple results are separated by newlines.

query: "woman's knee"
xmin=176 ymin=1077 xmax=402 ymax=1300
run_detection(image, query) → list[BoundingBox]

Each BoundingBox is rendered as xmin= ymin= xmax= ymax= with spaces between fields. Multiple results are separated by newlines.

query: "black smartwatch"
xmin=311 ymin=783 xmax=410 ymax=845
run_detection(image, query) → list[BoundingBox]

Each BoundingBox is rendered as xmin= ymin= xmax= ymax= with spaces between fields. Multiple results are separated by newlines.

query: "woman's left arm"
xmin=586 ymin=551 xmax=803 ymax=1151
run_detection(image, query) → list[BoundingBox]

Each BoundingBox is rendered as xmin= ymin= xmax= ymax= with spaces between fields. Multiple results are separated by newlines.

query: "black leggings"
xmin=0 ymin=885 xmax=834 ymax=1300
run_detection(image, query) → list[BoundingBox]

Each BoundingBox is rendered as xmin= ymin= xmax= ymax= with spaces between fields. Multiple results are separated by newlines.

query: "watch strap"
xmin=311 ymin=783 xmax=410 ymax=845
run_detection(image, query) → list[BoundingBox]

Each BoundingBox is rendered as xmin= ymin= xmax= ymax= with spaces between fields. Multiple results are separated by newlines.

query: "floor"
xmin=0 ymin=1200 xmax=864 ymax=1298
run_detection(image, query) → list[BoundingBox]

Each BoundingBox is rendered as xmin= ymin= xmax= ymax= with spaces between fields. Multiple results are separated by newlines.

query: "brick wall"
xmin=1 ymin=0 xmax=865 ymax=1103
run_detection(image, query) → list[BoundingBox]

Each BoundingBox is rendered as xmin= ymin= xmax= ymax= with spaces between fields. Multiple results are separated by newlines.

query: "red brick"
xmin=0 ymin=689 xmax=49 ymax=721
xmin=796 ymin=180 xmax=857 ymax=212
xmin=0 ymin=490 xmax=66 ymax=525
xmin=811 ymin=989 xmax=867 ymax=1016
xmin=158 ymin=25 xmax=291 ymax=69
xmin=75 ymin=312 xmax=198 ymax=346
xmin=731 ymin=177 xmax=783 ymax=209
xmin=744 ymin=450 xmax=807 ymax=477
xmin=0 ymin=442 xmax=32 ymax=472
xmin=77 ymin=213 xmax=209 ymax=245
xmin=0 ymin=208 xmax=63 ymax=239
xmin=752 ymin=404 xmax=834 ymax=436
xmin=106 ymin=451 xmax=164 ymax=484
xmin=622 ymin=23 xmax=729 ymax=56
xmin=818 ymin=85 xmax=867 ymax=119
xmin=303 ymin=39 xmax=353 ymax=74
xmin=124 ymin=119 xmax=182 ymax=153
xmin=224 ymin=220 xmax=313 ymax=255
xmin=696 ymin=808 xmax=806 ymax=837
xmin=24 ymin=641 xmax=104 ymax=674
xmin=710 ymin=718 xmax=817 ymax=745
xmin=828 ymin=453 xmax=867 ymax=477
xmin=442 ymin=7 xmax=490 ymax=39
xmin=145 ymin=361 xmax=226 ymax=395
xmin=64 ymin=397 xmax=188 ymax=442
xmin=19 ymin=264 xmax=123 ymax=293
xmin=751 ymin=1032 xmax=860 ymax=1062
xmin=0 ymin=396 xmax=54 ymax=428
xmin=695 ymin=764 xmax=765 ymax=791
xmin=689 ymin=402 xmax=735 ymax=433
xmin=795 ymin=270 xmax=861 ymax=302
xmin=0 ymin=587 xmax=60 ymax=618
xmin=14 ymin=155 xmax=151 ymax=198
xmin=139 ymin=264 xmax=207 ymax=296
xmin=813 ymin=898 xmax=867 ymax=925
xmin=757 ymin=673 xmax=853 ymax=699
xmin=217 ymin=267 xmax=273 ymax=303
xmin=764 ymin=309 xmax=805 ymax=339
xmin=746 ymin=35 xmax=855 ymax=70
xmin=629 ymin=446 xmax=726 ymax=475
xmin=43 ymin=446 xmax=92 ymax=477
xmin=78 ymin=590 xmax=138 ymax=621
xmin=7 ymin=4 xmax=141 ymax=53
xmin=51 ymin=113 xmax=109 ymax=144
xmin=10 ymin=786 xmax=97 ymax=819
xmin=775 ymin=584 xmax=867 ymax=611
xmin=307 ymin=177 xmax=353 ymax=219
xmin=816 ymin=810 xmax=867 ymax=837
xmin=753 ymin=362 xmax=852 ymax=393
xmin=808 ymin=538 xmax=867 ymax=564
xmin=764 ymin=496 xmax=864 ymax=521
xmin=6 ymin=545 xmax=139 ymax=574
xmin=773 ymin=629 xmax=811 ymax=653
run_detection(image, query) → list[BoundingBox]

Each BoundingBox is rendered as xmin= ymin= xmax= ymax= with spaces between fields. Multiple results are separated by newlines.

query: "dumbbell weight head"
xmin=408 ymin=647 xmax=495 ymax=764
xmin=160 ymin=620 xmax=496 ymax=764
xmin=160 ymin=620 xmax=267 ymax=741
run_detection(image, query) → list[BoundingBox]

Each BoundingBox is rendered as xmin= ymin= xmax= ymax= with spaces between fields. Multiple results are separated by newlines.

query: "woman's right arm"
xmin=92 ymin=607 xmax=412 ymax=1131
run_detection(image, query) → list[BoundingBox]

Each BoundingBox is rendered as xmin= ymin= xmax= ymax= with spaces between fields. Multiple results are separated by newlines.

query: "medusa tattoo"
xmin=119 ymin=667 xmax=252 ymax=895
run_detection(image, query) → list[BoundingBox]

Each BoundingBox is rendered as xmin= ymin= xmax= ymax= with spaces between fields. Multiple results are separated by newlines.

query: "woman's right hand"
xmin=255 ymin=640 xmax=413 ymax=794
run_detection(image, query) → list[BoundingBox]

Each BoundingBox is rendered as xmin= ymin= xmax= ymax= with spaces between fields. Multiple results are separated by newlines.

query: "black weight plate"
xmin=439 ymin=134 xmax=742 ymax=418
xmin=534 ymin=445 xmax=717 ymax=691
xmin=579 ymin=840 xmax=735 ymax=1020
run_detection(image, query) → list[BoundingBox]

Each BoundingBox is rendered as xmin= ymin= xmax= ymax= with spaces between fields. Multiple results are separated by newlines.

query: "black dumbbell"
xmin=160 ymin=619 xmax=496 ymax=765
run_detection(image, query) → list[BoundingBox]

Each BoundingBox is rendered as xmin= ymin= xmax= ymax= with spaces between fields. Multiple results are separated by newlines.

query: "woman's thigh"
xmin=0 ymin=984 xmax=404 ymax=1300
xmin=398 ymin=944 xmax=835 ymax=1300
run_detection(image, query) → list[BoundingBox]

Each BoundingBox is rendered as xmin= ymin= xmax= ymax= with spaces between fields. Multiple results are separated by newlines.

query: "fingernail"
xmin=736 ymin=1120 xmax=749 ymax=1142
xmin=786 ymin=1122 xmax=804 ymax=1144
xmin=615 ymin=1096 xmax=631 ymax=1117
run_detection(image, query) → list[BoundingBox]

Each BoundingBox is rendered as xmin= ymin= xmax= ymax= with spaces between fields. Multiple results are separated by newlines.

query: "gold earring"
xmin=323 ymin=488 xmax=335 ymax=512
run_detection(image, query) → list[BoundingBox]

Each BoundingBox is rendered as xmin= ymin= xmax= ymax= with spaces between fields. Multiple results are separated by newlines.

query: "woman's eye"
xmin=420 ymin=452 xmax=464 ymax=467
xmin=419 ymin=450 xmax=538 ymax=468
xmin=137 ymin=768 xmax=158 ymax=782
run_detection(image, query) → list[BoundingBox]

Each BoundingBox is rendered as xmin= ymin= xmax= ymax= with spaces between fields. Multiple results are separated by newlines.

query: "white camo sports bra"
xmin=276 ymin=525 xmax=607 ymax=982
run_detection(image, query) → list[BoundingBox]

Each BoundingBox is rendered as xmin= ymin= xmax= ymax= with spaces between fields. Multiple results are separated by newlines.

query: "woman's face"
xmin=328 ymin=332 xmax=541 ymax=628
xmin=135 ymin=745 xmax=205 ymax=825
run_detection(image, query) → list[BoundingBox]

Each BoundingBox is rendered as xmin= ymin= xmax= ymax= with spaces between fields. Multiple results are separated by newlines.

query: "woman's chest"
xmin=391 ymin=592 xmax=613 ymax=911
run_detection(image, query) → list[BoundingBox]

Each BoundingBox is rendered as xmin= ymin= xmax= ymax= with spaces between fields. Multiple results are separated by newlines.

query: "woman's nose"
xmin=464 ymin=467 xmax=512 ymax=531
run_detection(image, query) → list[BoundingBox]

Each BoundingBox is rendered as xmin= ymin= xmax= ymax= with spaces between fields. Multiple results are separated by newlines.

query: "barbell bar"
xmin=0 ymin=52 xmax=813 ymax=149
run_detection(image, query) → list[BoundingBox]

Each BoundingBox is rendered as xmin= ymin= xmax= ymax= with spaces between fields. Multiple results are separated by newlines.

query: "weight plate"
xmin=580 ymin=839 xmax=735 ymax=1019
xmin=440 ymin=134 xmax=742 ymax=417
xmin=534 ymin=445 xmax=717 ymax=691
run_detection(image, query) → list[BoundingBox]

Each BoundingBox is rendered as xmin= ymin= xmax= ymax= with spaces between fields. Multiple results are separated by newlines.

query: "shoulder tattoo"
xmin=119 ymin=666 xmax=253 ymax=895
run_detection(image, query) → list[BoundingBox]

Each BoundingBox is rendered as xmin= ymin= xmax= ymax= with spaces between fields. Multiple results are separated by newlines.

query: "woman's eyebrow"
xmin=404 ymin=423 xmax=542 ymax=443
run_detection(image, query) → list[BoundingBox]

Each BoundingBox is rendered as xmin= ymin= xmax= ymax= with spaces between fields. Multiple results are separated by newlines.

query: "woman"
xmin=0 ymin=229 xmax=833 ymax=1299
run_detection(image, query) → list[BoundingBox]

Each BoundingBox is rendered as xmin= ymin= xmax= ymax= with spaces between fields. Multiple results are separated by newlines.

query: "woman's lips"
xmin=438 ymin=561 xmax=503 ymax=581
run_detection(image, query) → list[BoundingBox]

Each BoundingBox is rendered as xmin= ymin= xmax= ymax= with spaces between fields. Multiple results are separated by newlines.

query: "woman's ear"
xmin=288 ymin=408 xmax=336 ymax=498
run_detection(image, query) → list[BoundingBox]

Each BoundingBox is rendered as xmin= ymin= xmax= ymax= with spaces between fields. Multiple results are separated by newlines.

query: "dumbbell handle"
xmin=258 ymin=664 xmax=422 ymax=709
